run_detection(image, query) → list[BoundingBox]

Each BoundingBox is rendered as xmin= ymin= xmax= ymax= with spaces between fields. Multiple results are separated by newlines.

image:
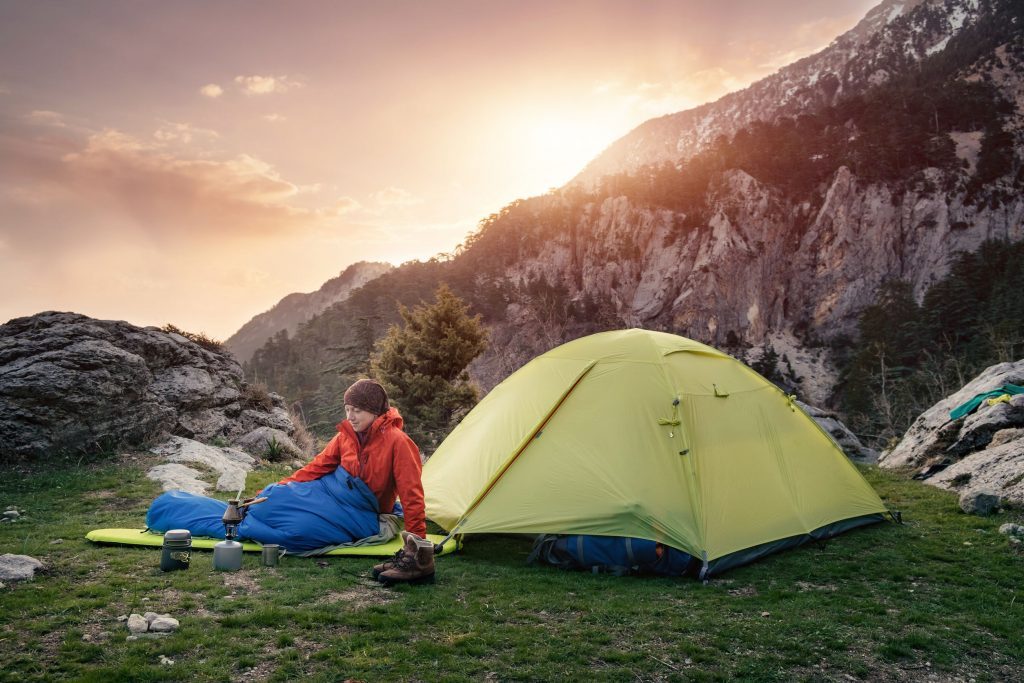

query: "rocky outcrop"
xmin=0 ymin=312 xmax=300 ymax=460
xmin=475 ymin=168 xmax=1023 ymax=401
xmin=225 ymin=261 xmax=392 ymax=363
xmin=147 ymin=436 xmax=256 ymax=494
xmin=880 ymin=360 xmax=1024 ymax=506
xmin=797 ymin=400 xmax=878 ymax=462
xmin=232 ymin=426 xmax=304 ymax=461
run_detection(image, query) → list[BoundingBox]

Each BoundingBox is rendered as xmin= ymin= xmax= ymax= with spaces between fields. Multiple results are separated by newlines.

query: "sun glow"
xmin=507 ymin=110 xmax=626 ymax=190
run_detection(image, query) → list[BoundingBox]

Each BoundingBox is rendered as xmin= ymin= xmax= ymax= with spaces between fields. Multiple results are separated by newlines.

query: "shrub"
xmin=371 ymin=284 xmax=488 ymax=453
xmin=161 ymin=323 xmax=225 ymax=353
xmin=241 ymin=382 xmax=275 ymax=411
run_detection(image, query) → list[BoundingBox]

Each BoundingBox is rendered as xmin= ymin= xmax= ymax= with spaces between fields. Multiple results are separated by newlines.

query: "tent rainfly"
xmin=423 ymin=329 xmax=888 ymax=577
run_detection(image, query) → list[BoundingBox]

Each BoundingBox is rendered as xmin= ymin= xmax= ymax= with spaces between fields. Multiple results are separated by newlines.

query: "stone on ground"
xmin=0 ymin=554 xmax=43 ymax=581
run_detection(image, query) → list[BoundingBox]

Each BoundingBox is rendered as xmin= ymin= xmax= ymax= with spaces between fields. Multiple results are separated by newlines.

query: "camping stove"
xmin=213 ymin=497 xmax=266 ymax=571
xmin=221 ymin=499 xmax=244 ymax=541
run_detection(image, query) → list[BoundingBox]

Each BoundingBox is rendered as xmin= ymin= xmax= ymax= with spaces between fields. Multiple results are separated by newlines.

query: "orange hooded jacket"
xmin=278 ymin=407 xmax=426 ymax=538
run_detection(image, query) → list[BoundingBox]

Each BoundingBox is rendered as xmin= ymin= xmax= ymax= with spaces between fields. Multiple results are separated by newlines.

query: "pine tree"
xmin=371 ymin=284 xmax=488 ymax=453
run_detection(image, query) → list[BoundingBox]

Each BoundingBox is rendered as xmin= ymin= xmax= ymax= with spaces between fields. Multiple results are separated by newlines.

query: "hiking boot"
xmin=371 ymin=547 xmax=406 ymax=579
xmin=377 ymin=532 xmax=435 ymax=586
xmin=371 ymin=531 xmax=415 ymax=579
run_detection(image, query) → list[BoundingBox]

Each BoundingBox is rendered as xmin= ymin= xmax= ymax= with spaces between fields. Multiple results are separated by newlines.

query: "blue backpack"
xmin=529 ymin=534 xmax=697 ymax=576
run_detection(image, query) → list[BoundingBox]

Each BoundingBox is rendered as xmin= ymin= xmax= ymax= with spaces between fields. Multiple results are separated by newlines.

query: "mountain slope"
xmin=225 ymin=261 xmax=392 ymax=363
xmin=575 ymin=0 xmax=987 ymax=185
xmin=246 ymin=0 xmax=1024 ymax=424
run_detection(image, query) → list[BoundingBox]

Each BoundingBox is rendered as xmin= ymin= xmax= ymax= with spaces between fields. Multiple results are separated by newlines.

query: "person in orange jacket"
xmin=276 ymin=378 xmax=435 ymax=585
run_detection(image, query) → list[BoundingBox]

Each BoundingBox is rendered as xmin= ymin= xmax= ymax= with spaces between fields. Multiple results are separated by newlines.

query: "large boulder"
xmin=880 ymin=360 xmax=1024 ymax=507
xmin=796 ymin=400 xmax=878 ymax=462
xmin=0 ymin=312 xmax=296 ymax=459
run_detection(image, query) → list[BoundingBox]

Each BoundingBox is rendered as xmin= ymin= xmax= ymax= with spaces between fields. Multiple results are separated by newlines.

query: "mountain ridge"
xmin=225 ymin=261 xmax=392 ymax=363
xmin=244 ymin=0 xmax=1023 ymax=428
xmin=574 ymin=0 xmax=983 ymax=186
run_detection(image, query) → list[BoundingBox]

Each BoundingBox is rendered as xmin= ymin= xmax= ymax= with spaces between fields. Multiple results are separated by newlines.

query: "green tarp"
xmin=949 ymin=384 xmax=1024 ymax=420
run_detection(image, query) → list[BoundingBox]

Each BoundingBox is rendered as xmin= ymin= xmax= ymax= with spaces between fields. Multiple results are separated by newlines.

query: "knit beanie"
xmin=343 ymin=379 xmax=390 ymax=416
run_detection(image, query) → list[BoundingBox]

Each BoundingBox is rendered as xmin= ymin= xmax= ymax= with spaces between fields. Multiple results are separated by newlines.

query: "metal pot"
xmin=160 ymin=529 xmax=192 ymax=571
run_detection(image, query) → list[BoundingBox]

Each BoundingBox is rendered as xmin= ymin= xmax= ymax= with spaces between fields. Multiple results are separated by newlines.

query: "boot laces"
xmin=392 ymin=552 xmax=418 ymax=571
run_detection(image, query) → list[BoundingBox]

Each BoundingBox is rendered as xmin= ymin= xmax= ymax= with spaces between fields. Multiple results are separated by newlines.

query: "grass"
xmin=0 ymin=454 xmax=1022 ymax=682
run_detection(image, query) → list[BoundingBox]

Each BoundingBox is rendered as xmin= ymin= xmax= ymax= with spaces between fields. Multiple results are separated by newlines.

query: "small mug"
xmin=261 ymin=544 xmax=285 ymax=567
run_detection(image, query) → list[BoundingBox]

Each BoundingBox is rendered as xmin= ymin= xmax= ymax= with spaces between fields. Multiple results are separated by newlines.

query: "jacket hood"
xmin=337 ymin=406 xmax=404 ymax=435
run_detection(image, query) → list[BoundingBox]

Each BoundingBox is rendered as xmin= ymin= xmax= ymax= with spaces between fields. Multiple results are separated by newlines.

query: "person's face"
xmin=345 ymin=405 xmax=377 ymax=433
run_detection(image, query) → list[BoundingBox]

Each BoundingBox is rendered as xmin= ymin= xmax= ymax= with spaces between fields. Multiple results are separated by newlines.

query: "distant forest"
xmin=840 ymin=239 xmax=1024 ymax=447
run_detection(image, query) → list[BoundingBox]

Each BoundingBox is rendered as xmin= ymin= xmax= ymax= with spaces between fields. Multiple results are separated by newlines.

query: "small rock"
xmin=2 ymin=510 xmax=19 ymax=520
xmin=126 ymin=635 xmax=139 ymax=641
xmin=116 ymin=615 xmax=128 ymax=622
xmin=0 ymin=554 xmax=44 ymax=581
xmin=999 ymin=523 xmax=1024 ymax=537
xmin=959 ymin=490 xmax=1001 ymax=516
xmin=0 ymin=582 xmax=6 ymax=589
xmin=49 ymin=539 xmax=64 ymax=545
xmin=148 ymin=615 xmax=180 ymax=633
xmin=159 ymin=655 xmax=174 ymax=666
xmin=760 ymin=611 xmax=771 ymax=617
xmin=126 ymin=613 xmax=149 ymax=634
xmin=989 ymin=427 xmax=1024 ymax=448
xmin=5 ymin=506 xmax=18 ymax=512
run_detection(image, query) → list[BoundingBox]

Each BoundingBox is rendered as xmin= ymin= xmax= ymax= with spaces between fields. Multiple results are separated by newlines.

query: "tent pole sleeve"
xmin=440 ymin=359 xmax=598 ymax=536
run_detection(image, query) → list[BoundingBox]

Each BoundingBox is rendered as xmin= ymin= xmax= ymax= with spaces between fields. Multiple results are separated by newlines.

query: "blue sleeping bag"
xmin=145 ymin=467 xmax=383 ymax=552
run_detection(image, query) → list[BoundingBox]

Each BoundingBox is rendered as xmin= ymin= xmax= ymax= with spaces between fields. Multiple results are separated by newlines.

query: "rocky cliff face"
xmin=0 ymin=312 xmax=298 ymax=460
xmin=477 ymin=167 xmax=1022 ymax=403
xmin=225 ymin=261 xmax=392 ymax=363
xmin=575 ymin=0 xmax=985 ymax=185
xmin=462 ymin=0 xmax=1024 ymax=402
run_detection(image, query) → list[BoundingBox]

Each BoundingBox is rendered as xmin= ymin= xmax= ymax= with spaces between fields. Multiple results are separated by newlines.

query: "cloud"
xmin=153 ymin=120 xmax=220 ymax=146
xmin=26 ymin=110 xmax=67 ymax=127
xmin=326 ymin=196 xmax=362 ymax=216
xmin=0 ymin=84 xmax=10 ymax=95
xmin=199 ymin=83 xmax=224 ymax=98
xmin=262 ymin=113 xmax=287 ymax=123
xmin=0 ymin=127 xmax=333 ymax=251
xmin=234 ymin=74 xmax=303 ymax=96
xmin=369 ymin=186 xmax=422 ymax=208
xmin=591 ymin=81 xmax=620 ymax=95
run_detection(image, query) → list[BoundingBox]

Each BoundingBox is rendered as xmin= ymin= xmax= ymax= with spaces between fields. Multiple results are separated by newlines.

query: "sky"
xmin=0 ymin=0 xmax=878 ymax=339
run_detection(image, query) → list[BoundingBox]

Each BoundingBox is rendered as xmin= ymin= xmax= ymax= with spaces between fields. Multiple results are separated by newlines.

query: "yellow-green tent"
xmin=423 ymin=329 xmax=887 ymax=577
